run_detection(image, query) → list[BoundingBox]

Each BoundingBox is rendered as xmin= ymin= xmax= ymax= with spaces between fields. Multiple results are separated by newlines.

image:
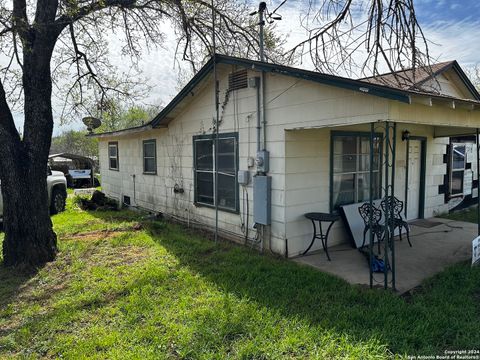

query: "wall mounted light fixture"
xmin=402 ymin=130 xmax=410 ymax=141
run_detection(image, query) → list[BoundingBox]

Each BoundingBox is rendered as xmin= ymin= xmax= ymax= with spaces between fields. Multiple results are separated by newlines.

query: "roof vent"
xmin=228 ymin=69 xmax=248 ymax=91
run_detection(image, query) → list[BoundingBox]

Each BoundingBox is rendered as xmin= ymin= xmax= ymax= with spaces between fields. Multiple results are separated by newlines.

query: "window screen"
xmin=143 ymin=140 xmax=157 ymax=174
xmin=332 ymin=133 xmax=382 ymax=210
xmin=108 ymin=142 xmax=118 ymax=170
xmin=193 ymin=134 xmax=238 ymax=211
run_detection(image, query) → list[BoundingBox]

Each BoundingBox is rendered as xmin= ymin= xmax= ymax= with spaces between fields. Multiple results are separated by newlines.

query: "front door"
xmin=406 ymin=140 xmax=423 ymax=220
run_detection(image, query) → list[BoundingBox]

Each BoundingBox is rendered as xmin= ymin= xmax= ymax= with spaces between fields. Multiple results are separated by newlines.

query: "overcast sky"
xmin=14 ymin=0 xmax=480 ymax=135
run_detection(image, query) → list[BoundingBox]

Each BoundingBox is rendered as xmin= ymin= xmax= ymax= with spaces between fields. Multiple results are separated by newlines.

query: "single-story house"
xmin=93 ymin=54 xmax=480 ymax=257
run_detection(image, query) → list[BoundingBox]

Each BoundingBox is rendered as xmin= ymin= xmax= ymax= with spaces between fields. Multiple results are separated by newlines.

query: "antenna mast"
xmin=259 ymin=2 xmax=266 ymax=62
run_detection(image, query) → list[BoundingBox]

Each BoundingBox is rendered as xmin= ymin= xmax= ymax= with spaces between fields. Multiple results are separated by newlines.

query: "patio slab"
xmin=292 ymin=218 xmax=476 ymax=294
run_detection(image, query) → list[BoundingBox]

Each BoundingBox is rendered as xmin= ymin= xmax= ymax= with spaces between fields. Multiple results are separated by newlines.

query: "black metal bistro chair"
xmin=380 ymin=196 xmax=412 ymax=247
xmin=358 ymin=203 xmax=385 ymax=253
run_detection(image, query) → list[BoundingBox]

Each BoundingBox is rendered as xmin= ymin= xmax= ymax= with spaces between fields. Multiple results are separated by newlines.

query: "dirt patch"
xmin=62 ymin=223 xmax=143 ymax=242
xmin=64 ymin=230 xmax=123 ymax=242
xmin=87 ymin=245 xmax=148 ymax=267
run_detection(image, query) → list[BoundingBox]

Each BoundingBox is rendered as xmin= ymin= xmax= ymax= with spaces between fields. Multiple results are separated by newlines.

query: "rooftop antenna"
xmin=250 ymin=2 xmax=267 ymax=62
xmin=249 ymin=1 xmax=282 ymax=62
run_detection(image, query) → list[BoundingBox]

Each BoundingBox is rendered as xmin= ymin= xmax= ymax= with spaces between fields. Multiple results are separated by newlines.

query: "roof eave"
xmin=89 ymin=123 xmax=159 ymax=138
xmin=218 ymin=55 xmax=411 ymax=104
xmin=451 ymin=61 xmax=480 ymax=101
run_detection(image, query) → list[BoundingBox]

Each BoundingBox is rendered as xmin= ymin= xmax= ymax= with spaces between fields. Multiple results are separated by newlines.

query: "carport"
xmin=48 ymin=153 xmax=97 ymax=188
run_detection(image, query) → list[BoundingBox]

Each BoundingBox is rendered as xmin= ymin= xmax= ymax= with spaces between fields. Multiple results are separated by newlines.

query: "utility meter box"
xmin=253 ymin=175 xmax=271 ymax=225
xmin=256 ymin=150 xmax=270 ymax=173
xmin=238 ymin=170 xmax=250 ymax=185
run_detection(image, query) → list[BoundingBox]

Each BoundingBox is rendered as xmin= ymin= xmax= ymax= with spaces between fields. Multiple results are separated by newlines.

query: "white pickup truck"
xmin=0 ymin=166 xmax=68 ymax=218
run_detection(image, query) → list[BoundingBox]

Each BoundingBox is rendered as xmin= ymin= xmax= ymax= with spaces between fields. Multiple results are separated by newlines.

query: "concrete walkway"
xmin=292 ymin=218 xmax=476 ymax=294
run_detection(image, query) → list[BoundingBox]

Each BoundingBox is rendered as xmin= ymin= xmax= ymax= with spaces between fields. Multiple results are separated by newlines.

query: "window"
xmin=143 ymin=139 xmax=157 ymax=174
xmin=108 ymin=142 xmax=119 ymax=170
xmin=331 ymin=132 xmax=382 ymax=210
xmin=450 ymin=143 xmax=466 ymax=196
xmin=193 ymin=133 xmax=238 ymax=212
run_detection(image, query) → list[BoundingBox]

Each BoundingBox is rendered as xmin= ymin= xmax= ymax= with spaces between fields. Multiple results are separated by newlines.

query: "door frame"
xmin=405 ymin=136 xmax=427 ymax=219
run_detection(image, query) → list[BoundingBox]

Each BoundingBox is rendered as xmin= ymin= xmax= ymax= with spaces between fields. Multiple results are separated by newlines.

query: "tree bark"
xmin=0 ymin=25 xmax=58 ymax=268
xmin=1 ymin=162 xmax=57 ymax=268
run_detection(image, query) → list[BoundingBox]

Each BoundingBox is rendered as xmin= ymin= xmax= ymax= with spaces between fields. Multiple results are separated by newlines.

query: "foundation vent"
xmin=228 ymin=69 xmax=248 ymax=91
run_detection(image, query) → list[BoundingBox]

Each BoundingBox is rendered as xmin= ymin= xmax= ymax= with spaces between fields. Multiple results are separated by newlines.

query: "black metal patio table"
xmin=302 ymin=212 xmax=340 ymax=260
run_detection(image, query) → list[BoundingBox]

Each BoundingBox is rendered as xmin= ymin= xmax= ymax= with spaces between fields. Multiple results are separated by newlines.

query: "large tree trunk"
xmin=0 ymin=29 xmax=58 ymax=268
xmin=1 ymin=163 xmax=57 ymax=267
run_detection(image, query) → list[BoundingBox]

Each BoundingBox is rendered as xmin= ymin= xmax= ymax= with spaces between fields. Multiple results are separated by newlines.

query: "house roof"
xmin=49 ymin=153 xmax=95 ymax=164
xmin=149 ymin=54 xmax=412 ymax=129
xmin=91 ymin=54 xmax=480 ymax=138
xmin=361 ymin=61 xmax=480 ymax=100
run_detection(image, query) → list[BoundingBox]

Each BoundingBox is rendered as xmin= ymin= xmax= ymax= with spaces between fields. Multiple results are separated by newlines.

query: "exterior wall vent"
xmin=123 ymin=195 xmax=131 ymax=206
xmin=228 ymin=69 xmax=248 ymax=91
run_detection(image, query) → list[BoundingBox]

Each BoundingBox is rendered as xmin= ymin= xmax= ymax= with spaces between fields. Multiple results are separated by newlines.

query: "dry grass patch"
xmin=0 ymin=240 xmax=149 ymax=346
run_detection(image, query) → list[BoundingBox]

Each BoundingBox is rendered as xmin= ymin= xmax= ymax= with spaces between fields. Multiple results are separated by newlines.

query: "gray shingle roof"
xmin=360 ymin=61 xmax=455 ymax=91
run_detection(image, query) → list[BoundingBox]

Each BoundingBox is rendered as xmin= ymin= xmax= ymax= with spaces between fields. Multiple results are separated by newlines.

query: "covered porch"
xmin=285 ymin=119 xmax=480 ymax=292
xmin=293 ymin=216 xmax=475 ymax=294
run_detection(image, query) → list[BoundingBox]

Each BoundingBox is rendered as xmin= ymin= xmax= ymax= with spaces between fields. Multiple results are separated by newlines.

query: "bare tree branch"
xmin=284 ymin=0 xmax=433 ymax=86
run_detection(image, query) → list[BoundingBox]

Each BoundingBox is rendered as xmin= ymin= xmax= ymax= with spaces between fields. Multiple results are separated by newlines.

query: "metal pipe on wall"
xmin=212 ymin=0 xmax=219 ymax=244
xmin=255 ymin=78 xmax=261 ymax=152
xmin=261 ymin=71 xmax=267 ymax=151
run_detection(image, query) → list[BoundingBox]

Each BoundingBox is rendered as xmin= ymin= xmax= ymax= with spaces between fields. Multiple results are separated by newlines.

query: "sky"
xmin=10 ymin=0 xmax=480 ymax=134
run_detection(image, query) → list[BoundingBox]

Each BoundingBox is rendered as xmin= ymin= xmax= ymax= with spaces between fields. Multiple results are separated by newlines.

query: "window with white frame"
xmin=331 ymin=132 xmax=382 ymax=210
xmin=143 ymin=139 xmax=157 ymax=174
xmin=108 ymin=142 xmax=119 ymax=170
xmin=193 ymin=133 xmax=238 ymax=212
xmin=450 ymin=143 xmax=466 ymax=196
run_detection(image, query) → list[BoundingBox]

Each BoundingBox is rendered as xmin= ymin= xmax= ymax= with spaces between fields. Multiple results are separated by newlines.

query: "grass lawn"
xmin=1 ymin=199 xmax=480 ymax=359
xmin=439 ymin=205 xmax=480 ymax=224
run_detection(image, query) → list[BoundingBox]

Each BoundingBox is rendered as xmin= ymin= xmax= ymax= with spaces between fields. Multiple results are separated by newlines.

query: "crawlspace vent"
xmin=228 ymin=69 xmax=248 ymax=91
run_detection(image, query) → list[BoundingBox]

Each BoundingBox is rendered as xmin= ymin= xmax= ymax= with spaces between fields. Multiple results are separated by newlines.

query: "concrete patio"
xmin=293 ymin=217 xmax=476 ymax=294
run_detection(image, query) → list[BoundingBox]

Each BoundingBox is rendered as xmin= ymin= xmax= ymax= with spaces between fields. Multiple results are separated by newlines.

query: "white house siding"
xmin=98 ymin=63 xmax=480 ymax=257
xmin=284 ymin=128 xmax=348 ymax=256
xmin=422 ymin=70 xmax=477 ymax=100
xmin=99 ymin=67 xmax=287 ymax=254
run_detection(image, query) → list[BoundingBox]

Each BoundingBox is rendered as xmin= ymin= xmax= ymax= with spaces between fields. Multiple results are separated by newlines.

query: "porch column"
xmin=477 ymin=128 xmax=480 ymax=236
xmin=369 ymin=122 xmax=374 ymax=289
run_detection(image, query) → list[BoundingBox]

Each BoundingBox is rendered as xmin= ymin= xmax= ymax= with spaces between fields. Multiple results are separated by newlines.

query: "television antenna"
xmin=249 ymin=1 xmax=283 ymax=62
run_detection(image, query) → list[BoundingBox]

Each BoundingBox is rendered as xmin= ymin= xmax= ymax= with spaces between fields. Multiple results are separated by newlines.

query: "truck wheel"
xmin=50 ymin=188 xmax=66 ymax=214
